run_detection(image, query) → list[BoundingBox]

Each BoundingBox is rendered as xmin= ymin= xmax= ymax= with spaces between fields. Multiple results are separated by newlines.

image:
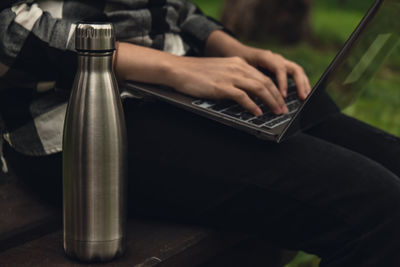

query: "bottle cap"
xmin=75 ymin=22 xmax=115 ymax=52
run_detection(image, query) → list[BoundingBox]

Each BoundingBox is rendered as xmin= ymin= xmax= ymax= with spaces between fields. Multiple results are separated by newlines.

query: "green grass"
xmin=285 ymin=251 xmax=321 ymax=267
xmin=191 ymin=0 xmax=400 ymax=266
xmin=345 ymin=68 xmax=400 ymax=136
xmin=192 ymin=0 xmax=222 ymax=19
xmin=311 ymin=6 xmax=364 ymax=47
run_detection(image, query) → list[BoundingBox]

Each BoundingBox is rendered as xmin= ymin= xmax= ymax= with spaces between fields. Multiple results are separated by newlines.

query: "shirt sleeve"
xmin=0 ymin=1 xmax=77 ymax=91
xmin=178 ymin=1 xmax=225 ymax=55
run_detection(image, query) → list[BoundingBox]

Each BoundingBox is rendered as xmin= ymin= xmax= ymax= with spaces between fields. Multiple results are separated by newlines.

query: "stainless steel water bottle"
xmin=62 ymin=22 xmax=127 ymax=262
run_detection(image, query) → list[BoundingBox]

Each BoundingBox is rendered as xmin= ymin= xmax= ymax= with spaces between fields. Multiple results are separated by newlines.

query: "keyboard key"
xmin=192 ymin=99 xmax=215 ymax=109
xmin=259 ymin=105 xmax=272 ymax=113
xmin=287 ymin=101 xmax=301 ymax=113
xmin=194 ymin=95 xmax=294 ymax=130
xmin=193 ymin=100 xmax=204 ymax=105
xmin=262 ymin=121 xmax=285 ymax=129
xmin=264 ymin=121 xmax=278 ymax=128
xmin=240 ymin=112 xmax=255 ymax=121
xmin=210 ymin=101 xmax=235 ymax=112
xmin=253 ymin=98 xmax=264 ymax=105
xmin=222 ymin=105 xmax=246 ymax=118
xmin=262 ymin=115 xmax=291 ymax=129
xmin=286 ymin=93 xmax=298 ymax=103
xmin=249 ymin=118 xmax=266 ymax=126
xmin=276 ymin=115 xmax=291 ymax=123
xmin=260 ymin=112 xmax=277 ymax=122
xmin=287 ymin=84 xmax=297 ymax=93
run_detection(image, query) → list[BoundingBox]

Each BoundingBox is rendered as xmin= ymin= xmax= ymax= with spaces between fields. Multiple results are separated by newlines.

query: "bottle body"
xmin=63 ymin=51 xmax=127 ymax=262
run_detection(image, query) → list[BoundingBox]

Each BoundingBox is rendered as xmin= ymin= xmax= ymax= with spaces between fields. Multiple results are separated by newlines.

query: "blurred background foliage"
xmin=193 ymin=0 xmax=400 ymax=138
xmin=191 ymin=0 xmax=400 ymax=266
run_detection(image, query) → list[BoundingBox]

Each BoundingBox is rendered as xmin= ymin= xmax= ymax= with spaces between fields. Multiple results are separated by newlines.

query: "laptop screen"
xmin=280 ymin=0 xmax=400 ymax=142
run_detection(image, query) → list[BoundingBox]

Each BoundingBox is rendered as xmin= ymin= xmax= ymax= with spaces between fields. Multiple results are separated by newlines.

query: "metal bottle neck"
xmin=77 ymin=51 xmax=114 ymax=72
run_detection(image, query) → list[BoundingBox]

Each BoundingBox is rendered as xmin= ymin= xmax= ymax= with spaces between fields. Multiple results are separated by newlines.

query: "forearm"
xmin=114 ymin=31 xmax=254 ymax=86
xmin=204 ymin=30 xmax=249 ymax=58
xmin=114 ymin=42 xmax=178 ymax=87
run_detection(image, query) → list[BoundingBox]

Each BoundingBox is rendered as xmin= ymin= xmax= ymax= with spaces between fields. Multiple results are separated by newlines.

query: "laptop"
xmin=123 ymin=0 xmax=400 ymax=143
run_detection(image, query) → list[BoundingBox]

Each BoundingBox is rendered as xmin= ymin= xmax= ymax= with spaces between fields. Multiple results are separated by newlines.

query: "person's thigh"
xmin=306 ymin=112 xmax=400 ymax=176
xmin=124 ymin=99 xmax=400 ymax=266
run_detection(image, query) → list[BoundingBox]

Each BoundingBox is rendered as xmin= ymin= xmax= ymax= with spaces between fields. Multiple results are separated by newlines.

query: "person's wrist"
xmin=236 ymin=45 xmax=256 ymax=62
xmin=225 ymin=42 xmax=250 ymax=59
xmin=205 ymin=30 xmax=247 ymax=58
xmin=160 ymin=54 xmax=184 ymax=88
xmin=240 ymin=46 xmax=271 ymax=67
xmin=204 ymin=31 xmax=261 ymax=66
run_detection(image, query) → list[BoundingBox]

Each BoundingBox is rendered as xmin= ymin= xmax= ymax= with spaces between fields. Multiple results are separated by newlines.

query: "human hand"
xmin=241 ymin=46 xmax=312 ymax=100
xmin=205 ymin=30 xmax=312 ymax=102
xmin=166 ymin=56 xmax=289 ymax=116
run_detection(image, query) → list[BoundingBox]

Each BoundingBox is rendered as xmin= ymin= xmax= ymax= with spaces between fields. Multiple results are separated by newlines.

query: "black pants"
xmin=5 ymin=98 xmax=400 ymax=267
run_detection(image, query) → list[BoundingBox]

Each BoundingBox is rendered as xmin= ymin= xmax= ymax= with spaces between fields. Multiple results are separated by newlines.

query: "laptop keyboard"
xmin=192 ymin=87 xmax=301 ymax=129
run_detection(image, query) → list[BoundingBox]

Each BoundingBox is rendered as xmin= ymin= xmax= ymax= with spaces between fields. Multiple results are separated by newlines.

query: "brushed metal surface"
xmin=75 ymin=23 xmax=115 ymax=51
xmin=64 ymin=238 xmax=125 ymax=262
xmin=63 ymin=23 xmax=127 ymax=262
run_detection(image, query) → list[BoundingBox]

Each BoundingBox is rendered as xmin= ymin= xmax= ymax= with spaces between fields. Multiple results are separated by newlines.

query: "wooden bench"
xmin=0 ymin=163 xmax=295 ymax=266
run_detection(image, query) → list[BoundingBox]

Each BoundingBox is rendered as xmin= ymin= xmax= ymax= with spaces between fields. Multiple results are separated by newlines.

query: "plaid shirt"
xmin=0 ymin=0 xmax=223 ymax=164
